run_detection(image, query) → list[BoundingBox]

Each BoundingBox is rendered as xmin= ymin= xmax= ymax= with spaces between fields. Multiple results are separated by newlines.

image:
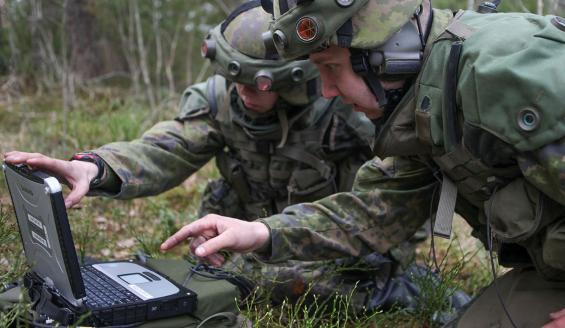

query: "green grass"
xmin=0 ymin=90 xmax=495 ymax=327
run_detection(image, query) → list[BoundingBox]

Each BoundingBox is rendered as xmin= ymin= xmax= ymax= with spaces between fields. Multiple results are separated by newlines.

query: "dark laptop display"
xmin=3 ymin=163 xmax=197 ymax=326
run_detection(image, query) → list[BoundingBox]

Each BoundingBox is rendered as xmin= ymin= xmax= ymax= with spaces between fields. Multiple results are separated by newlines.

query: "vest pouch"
xmin=336 ymin=156 xmax=366 ymax=192
xmin=198 ymin=179 xmax=245 ymax=219
xmin=483 ymin=178 xmax=549 ymax=243
xmin=287 ymin=167 xmax=337 ymax=204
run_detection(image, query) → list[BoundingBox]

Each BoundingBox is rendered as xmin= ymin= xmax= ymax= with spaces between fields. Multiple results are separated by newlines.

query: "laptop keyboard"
xmin=81 ymin=265 xmax=142 ymax=309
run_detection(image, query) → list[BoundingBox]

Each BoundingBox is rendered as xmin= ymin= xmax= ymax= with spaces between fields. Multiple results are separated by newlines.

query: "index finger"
xmin=160 ymin=218 xmax=219 ymax=251
xmin=4 ymin=151 xmax=43 ymax=164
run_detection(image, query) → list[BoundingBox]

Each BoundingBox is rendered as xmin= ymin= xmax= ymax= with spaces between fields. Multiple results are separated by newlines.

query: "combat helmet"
xmin=202 ymin=0 xmax=320 ymax=106
xmin=264 ymin=0 xmax=428 ymax=108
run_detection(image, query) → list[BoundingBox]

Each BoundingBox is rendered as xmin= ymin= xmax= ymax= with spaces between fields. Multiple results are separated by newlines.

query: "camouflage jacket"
xmin=89 ymin=76 xmax=374 ymax=219
xmin=260 ymin=9 xmax=565 ymax=280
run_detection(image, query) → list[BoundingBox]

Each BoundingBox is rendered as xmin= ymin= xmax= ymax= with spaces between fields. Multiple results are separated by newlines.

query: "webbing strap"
xmin=445 ymin=10 xmax=475 ymax=39
xmin=433 ymin=40 xmax=464 ymax=238
xmin=443 ymin=41 xmax=463 ymax=152
xmin=336 ymin=19 xmax=353 ymax=48
xmin=277 ymin=146 xmax=332 ymax=179
xmin=433 ymin=176 xmax=458 ymax=239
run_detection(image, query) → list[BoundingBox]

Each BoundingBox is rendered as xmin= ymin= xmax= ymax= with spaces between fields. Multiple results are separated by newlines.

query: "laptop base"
xmin=25 ymin=267 xmax=197 ymax=326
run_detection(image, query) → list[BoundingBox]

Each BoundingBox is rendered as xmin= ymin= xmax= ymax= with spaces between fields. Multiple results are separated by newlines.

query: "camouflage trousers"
xmin=445 ymin=267 xmax=565 ymax=328
xmin=223 ymin=252 xmax=394 ymax=312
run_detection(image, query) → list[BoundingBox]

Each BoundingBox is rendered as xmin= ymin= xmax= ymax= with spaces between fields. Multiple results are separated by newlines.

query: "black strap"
xmin=443 ymin=41 xmax=463 ymax=152
xmin=350 ymin=49 xmax=388 ymax=108
xmin=336 ymin=19 xmax=353 ymax=48
xmin=306 ymin=78 xmax=319 ymax=98
xmin=260 ymin=0 xmax=273 ymax=14
xmin=278 ymin=0 xmax=289 ymax=15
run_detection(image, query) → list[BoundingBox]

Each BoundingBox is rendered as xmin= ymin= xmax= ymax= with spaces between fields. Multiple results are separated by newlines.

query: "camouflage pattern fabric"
xmin=264 ymin=4 xmax=565 ymax=326
xmin=86 ymin=79 xmax=433 ymax=311
xmin=263 ymin=3 xmax=565 ymax=272
xmin=260 ymin=156 xmax=438 ymax=262
xmin=207 ymin=4 xmax=320 ymax=106
xmin=270 ymin=0 xmax=422 ymax=59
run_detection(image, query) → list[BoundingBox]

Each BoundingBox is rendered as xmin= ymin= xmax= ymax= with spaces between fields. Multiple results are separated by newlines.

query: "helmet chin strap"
xmin=348 ymin=5 xmax=428 ymax=113
xmin=350 ymin=52 xmax=389 ymax=109
xmin=350 ymin=49 xmax=410 ymax=114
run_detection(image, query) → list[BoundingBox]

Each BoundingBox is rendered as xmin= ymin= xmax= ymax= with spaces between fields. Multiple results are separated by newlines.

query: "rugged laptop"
xmin=2 ymin=163 xmax=197 ymax=326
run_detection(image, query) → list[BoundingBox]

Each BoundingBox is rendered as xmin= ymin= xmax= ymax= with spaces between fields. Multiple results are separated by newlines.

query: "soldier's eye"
xmin=325 ymin=64 xmax=338 ymax=71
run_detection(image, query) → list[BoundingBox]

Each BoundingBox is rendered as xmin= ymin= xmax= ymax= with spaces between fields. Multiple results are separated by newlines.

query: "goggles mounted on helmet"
xmin=202 ymin=18 xmax=318 ymax=92
xmin=264 ymin=0 xmax=370 ymax=60
xmin=265 ymin=0 xmax=426 ymax=109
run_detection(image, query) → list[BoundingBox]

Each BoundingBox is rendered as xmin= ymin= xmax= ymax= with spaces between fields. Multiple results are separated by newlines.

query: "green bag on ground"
xmin=139 ymin=258 xmax=251 ymax=328
xmin=0 ymin=258 xmax=252 ymax=328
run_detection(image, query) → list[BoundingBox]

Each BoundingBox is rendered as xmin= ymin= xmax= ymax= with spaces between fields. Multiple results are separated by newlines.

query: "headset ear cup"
xmin=261 ymin=0 xmax=273 ymax=14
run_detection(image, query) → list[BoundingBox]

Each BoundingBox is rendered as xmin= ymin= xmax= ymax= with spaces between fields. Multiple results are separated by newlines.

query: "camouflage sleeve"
xmin=89 ymin=82 xmax=224 ymax=199
xmin=258 ymin=156 xmax=438 ymax=262
xmin=517 ymin=137 xmax=565 ymax=206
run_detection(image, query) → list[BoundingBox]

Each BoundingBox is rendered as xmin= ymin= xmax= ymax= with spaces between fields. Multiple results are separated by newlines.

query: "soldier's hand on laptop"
xmin=3 ymin=151 xmax=99 ymax=208
xmin=160 ymin=214 xmax=270 ymax=267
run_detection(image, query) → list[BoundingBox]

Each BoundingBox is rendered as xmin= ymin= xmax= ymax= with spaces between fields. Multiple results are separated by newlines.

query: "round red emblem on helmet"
xmin=296 ymin=17 xmax=318 ymax=42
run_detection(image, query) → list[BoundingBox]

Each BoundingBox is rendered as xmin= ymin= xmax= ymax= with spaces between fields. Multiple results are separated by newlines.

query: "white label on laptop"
xmin=31 ymin=231 xmax=48 ymax=248
xmin=43 ymin=226 xmax=51 ymax=248
xmin=129 ymin=284 xmax=153 ymax=299
xmin=27 ymin=213 xmax=43 ymax=229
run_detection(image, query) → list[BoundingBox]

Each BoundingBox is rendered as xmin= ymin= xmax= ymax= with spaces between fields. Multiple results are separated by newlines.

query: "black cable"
xmin=486 ymin=186 xmax=519 ymax=328
xmin=18 ymin=316 xmax=143 ymax=328
xmin=183 ymin=263 xmax=255 ymax=298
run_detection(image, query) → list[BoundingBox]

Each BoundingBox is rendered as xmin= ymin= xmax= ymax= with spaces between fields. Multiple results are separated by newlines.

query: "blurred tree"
xmin=2 ymin=0 xmax=560 ymax=101
xmin=65 ymin=0 xmax=100 ymax=82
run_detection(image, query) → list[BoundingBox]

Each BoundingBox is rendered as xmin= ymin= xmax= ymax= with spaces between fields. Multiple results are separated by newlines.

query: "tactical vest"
xmin=375 ymin=9 xmax=565 ymax=280
xmin=204 ymin=75 xmax=373 ymax=219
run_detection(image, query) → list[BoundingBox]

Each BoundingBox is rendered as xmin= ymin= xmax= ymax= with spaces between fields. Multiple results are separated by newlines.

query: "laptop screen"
xmin=3 ymin=163 xmax=86 ymax=304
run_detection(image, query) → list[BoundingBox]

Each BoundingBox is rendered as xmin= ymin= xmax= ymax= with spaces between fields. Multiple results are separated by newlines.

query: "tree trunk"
xmin=132 ymin=0 xmax=156 ymax=109
xmin=166 ymin=19 xmax=182 ymax=97
xmin=117 ymin=3 xmax=141 ymax=95
xmin=153 ymin=0 xmax=163 ymax=102
xmin=65 ymin=0 xmax=100 ymax=82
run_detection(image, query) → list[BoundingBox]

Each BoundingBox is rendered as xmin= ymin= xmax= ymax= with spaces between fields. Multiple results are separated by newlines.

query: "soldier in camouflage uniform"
xmin=159 ymin=0 xmax=565 ymax=327
xmin=3 ymin=2 xmax=442 ymax=314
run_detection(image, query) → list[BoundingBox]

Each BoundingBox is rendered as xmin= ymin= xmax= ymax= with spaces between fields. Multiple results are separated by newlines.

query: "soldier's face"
xmin=235 ymin=83 xmax=279 ymax=113
xmin=310 ymin=46 xmax=392 ymax=119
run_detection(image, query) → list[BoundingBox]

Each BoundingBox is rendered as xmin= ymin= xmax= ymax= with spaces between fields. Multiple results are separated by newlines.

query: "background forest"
xmin=0 ymin=0 xmax=564 ymax=327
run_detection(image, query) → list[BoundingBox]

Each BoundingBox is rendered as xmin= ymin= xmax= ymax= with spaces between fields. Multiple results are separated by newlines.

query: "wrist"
xmin=253 ymin=221 xmax=272 ymax=255
xmin=70 ymin=152 xmax=105 ymax=187
xmin=72 ymin=160 xmax=99 ymax=181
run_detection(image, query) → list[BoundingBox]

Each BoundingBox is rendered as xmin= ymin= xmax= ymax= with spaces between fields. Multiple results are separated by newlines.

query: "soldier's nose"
xmin=321 ymin=82 xmax=340 ymax=99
